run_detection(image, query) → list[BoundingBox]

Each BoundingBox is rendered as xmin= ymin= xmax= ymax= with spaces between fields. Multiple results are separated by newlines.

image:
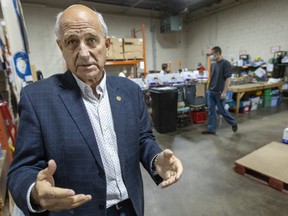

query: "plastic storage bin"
xmin=271 ymin=96 xmax=279 ymax=107
xmin=185 ymin=84 xmax=206 ymax=106
xmin=190 ymin=111 xmax=207 ymax=124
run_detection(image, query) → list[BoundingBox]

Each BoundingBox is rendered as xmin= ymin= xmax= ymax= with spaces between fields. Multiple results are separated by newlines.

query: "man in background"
xmin=202 ymin=46 xmax=237 ymax=135
xmin=159 ymin=63 xmax=168 ymax=75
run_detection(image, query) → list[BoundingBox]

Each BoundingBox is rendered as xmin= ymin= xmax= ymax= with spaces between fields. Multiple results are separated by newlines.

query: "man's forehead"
xmin=60 ymin=20 xmax=103 ymax=38
xmin=63 ymin=28 xmax=99 ymax=37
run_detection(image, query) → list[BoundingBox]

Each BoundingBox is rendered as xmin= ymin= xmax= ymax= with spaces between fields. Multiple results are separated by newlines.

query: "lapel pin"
xmin=116 ymin=96 xmax=121 ymax=101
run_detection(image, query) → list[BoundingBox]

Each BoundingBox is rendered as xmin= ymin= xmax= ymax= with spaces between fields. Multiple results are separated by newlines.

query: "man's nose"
xmin=78 ymin=42 xmax=90 ymax=58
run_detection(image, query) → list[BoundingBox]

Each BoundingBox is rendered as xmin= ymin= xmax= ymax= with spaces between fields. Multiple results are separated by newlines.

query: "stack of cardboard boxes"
xmin=107 ymin=37 xmax=124 ymax=60
xmin=107 ymin=37 xmax=143 ymax=61
xmin=123 ymin=38 xmax=143 ymax=60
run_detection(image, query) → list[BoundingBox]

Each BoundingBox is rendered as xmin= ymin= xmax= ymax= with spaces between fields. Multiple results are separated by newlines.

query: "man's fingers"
xmin=160 ymin=175 xmax=179 ymax=189
xmin=69 ymin=194 xmax=92 ymax=209
xmin=175 ymin=159 xmax=183 ymax=179
xmin=42 ymin=194 xmax=92 ymax=212
xmin=163 ymin=149 xmax=173 ymax=158
xmin=40 ymin=186 xmax=76 ymax=199
xmin=37 ymin=160 xmax=57 ymax=181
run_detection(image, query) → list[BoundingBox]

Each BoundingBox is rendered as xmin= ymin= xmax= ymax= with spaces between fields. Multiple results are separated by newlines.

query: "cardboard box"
xmin=123 ymin=38 xmax=143 ymax=46
xmin=123 ymin=51 xmax=143 ymax=60
xmin=123 ymin=38 xmax=143 ymax=59
xmin=124 ymin=45 xmax=143 ymax=52
xmin=107 ymin=51 xmax=124 ymax=60
xmin=107 ymin=37 xmax=124 ymax=60
xmin=110 ymin=38 xmax=123 ymax=46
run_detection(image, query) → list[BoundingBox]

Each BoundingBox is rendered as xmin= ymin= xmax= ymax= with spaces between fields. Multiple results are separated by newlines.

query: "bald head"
xmin=55 ymin=4 xmax=108 ymax=39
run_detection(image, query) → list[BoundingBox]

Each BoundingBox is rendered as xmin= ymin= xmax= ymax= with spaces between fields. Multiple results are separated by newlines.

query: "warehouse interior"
xmin=0 ymin=0 xmax=288 ymax=215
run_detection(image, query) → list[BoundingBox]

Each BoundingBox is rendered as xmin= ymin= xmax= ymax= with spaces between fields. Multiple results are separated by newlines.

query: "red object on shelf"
xmin=190 ymin=111 xmax=207 ymax=124
xmin=0 ymin=100 xmax=17 ymax=163
xmin=0 ymin=101 xmax=17 ymax=146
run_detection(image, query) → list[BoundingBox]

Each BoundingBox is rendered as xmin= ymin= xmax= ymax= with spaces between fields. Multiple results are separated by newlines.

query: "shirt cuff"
xmin=27 ymin=182 xmax=46 ymax=213
xmin=150 ymin=154 xmax=159 ymax=175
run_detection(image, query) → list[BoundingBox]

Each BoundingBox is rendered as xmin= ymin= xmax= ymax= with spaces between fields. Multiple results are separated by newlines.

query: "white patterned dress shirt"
xmin=73 ymin=73 xmax=129 ymax=208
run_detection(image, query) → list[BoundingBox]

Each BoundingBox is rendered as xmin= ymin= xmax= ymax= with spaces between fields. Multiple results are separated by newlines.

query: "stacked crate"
xmin=190 ymin=110 xmax=207 ymax=124
xmin=123 ymin=38 xmax=143 ymax=60
xmin=107 ymin=37 xmax=124 ymax=60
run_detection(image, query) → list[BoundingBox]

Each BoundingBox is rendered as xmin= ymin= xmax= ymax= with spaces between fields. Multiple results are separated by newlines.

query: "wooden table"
xmin=228 ymin=82 xmax=284 ymax=115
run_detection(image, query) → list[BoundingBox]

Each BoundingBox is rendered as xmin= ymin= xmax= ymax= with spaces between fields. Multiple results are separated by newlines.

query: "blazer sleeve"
xmin=136 ymin=86 xmax=163 ymax=184
xmin=7 ymin=88 xmax=48 ymax=216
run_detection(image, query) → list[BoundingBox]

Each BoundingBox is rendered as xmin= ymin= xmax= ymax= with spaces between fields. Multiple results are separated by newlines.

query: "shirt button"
xmin=98 ymin=203 xmax=105 ymax=209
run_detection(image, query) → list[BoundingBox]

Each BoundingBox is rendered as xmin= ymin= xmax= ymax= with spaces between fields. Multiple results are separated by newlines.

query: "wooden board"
xmin=229 ymin=82 xmax=283 ymax=93
xmin=234 ymin=142 xmax=288 ymax=193
xmin=0 ymin=151 xmax=8 ymax=209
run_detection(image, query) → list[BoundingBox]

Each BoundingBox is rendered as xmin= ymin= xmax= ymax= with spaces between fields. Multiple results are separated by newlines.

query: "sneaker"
xmin=201 ymin=130 xmax=216 ymax=135
xmin=232 ymin=124 xmax=238 ymax=132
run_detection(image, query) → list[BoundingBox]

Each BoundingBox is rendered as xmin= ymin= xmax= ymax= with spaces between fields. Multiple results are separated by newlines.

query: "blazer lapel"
xmin=58 ymin=72 xmax=104 ymax=170
xmin=107 ymin=78 xmax=126 ymax=170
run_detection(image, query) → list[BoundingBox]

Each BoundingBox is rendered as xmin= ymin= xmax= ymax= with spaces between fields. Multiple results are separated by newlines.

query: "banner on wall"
xmin=1 ymin=0 xmax=32 ymax=92
xmin=12 ymin=0 xmax=33 ymax=85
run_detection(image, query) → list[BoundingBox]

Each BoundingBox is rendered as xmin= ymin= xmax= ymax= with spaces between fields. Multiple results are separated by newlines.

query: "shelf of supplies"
xmin=105 ymin=60 xmax=142 ymax=66
xmin=232 ymin=65 xmax=266 ymax=69
xmin=105 ymin=24 xmax=146 ymax=77
xmin=275 ymin=63 xmax=288 ymax=66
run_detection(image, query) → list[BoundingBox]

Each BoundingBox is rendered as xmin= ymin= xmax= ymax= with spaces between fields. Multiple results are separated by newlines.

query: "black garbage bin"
xmin=150 ymin=87 xmax=178 ymax=133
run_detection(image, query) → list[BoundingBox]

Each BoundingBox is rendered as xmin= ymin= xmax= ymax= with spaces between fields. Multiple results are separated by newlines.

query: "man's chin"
xmin=84 ymin=72 xmax=104 ymax=85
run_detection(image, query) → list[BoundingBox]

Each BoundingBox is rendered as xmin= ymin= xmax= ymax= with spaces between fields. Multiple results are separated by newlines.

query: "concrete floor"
xmin=142 ymin=98 xmax=288 ymax=216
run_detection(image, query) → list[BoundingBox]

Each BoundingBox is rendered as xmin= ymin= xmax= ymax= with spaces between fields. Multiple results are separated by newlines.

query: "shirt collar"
xmin=72 ymin=71 xmax=107 ymax=100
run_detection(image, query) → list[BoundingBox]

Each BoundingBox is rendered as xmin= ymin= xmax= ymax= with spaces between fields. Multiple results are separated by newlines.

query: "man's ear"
xmin=105 ymin=37 xmax=110 ymax=58
xmin=56 ymin=40 xmax=63 ymax=51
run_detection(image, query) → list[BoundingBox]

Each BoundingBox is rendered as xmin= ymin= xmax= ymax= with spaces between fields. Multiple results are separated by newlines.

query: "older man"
xmin=8 ymin=4 xmax=183 ymax=216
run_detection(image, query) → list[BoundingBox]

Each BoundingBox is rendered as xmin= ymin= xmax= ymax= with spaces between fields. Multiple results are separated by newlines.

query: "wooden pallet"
xmin=234 ymin=163 xmax=288 ymax=194
xmin=234 ymin=142 xmax=288 ymax=194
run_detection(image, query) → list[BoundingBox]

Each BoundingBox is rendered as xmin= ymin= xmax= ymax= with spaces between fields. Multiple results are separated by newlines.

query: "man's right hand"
xmin=31 ymin=160 xmax=92 ymax=212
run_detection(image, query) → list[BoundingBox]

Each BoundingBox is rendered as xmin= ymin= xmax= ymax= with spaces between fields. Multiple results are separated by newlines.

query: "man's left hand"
xmin=155 ymin=149 xmax=183 ymax=188
xmin=221 ymin=92 xmax=226 ymax=100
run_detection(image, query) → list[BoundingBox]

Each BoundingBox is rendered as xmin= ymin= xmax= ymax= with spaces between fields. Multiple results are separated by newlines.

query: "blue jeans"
xmin=207 ymin=91 xmax=237 ymax=133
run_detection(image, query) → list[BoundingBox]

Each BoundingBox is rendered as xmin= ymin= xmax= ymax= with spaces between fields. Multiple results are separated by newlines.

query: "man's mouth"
xmin=77 ymin=64 xmax=94 ymax=69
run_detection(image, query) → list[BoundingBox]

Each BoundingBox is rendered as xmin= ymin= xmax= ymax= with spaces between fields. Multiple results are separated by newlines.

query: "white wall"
xmin=186 ymin=0 xmax=288 ymax=69
xmin=22 ymin=4 xmax=65 ymax=78
xmin=22 ymin=4 xmax=187 ymax=78
xmin=21 ymin=0 xmax=288 ymax=78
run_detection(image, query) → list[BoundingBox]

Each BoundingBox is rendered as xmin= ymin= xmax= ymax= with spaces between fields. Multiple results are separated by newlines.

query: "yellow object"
xmin=255 ymin=90 xmax=262 ymax=96
xmin=9 ymin=144 xmax=15 ymax=152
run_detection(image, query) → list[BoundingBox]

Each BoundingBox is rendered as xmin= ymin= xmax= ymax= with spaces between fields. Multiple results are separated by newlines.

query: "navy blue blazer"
xmin=8 ymin=71 xmax=162 ymax=216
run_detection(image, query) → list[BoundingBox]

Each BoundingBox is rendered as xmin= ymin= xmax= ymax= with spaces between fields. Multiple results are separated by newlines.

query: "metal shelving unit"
xmin=105 ymin=24 xmax=146 ymax=78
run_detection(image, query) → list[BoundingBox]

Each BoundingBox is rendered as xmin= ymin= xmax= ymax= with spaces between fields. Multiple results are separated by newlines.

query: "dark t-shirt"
xmin=209 ymin=59 xmax=232 ymax=93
